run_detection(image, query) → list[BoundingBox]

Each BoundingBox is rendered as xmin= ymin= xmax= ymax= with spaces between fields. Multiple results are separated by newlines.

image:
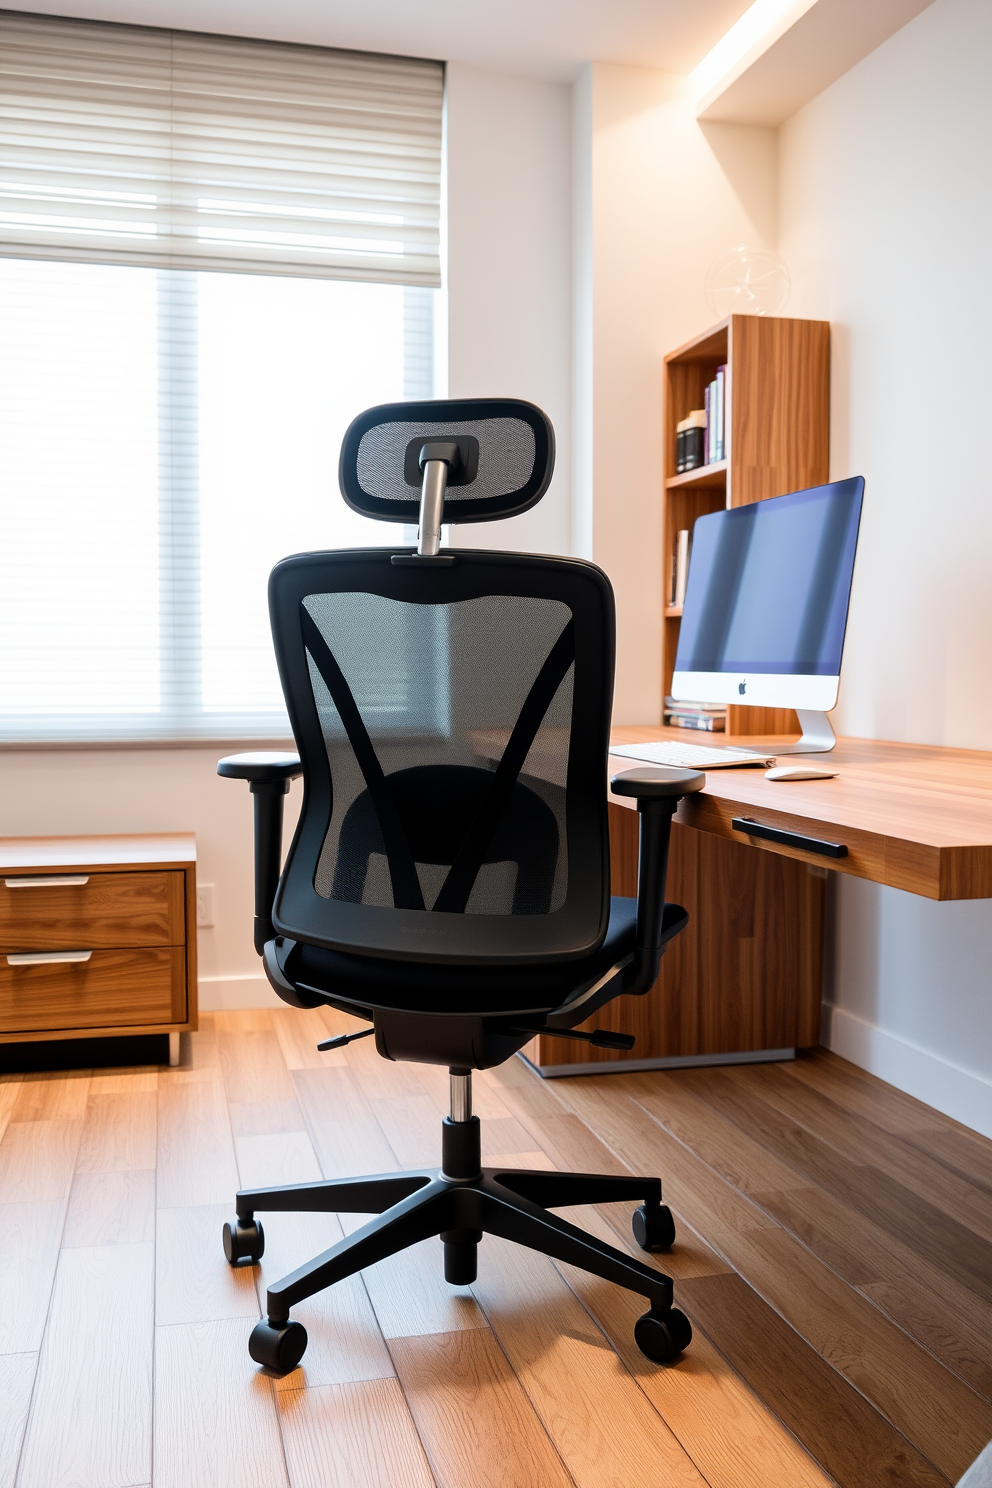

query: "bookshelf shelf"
xmin=665 ymin=459 xmax=727 ymax=490
xmin=662 ymin=314 xmax=830 ymax=737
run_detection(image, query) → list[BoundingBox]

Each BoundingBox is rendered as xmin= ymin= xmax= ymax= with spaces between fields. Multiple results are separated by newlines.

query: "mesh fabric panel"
xmin=356 ymin=417 xmax=536 ymax=502
xmin=302 ymin=590 xmax=572 ymax=916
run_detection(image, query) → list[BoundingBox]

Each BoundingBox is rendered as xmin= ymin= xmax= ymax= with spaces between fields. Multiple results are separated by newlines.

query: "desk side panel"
xmin=532 ymin=807 xmax=824 ymax=1069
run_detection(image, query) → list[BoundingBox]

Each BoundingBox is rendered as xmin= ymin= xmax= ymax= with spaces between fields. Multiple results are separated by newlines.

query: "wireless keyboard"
xmin=610 ymin=741 xmax=776 ymax=770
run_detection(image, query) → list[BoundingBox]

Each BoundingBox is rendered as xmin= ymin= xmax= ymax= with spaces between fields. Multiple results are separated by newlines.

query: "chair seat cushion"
xmin=288 ymin=896 xmax=640 ymax=1017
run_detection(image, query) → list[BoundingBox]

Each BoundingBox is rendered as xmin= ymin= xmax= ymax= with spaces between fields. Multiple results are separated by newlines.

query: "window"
xmin=0 ymin=12 xmax=443 ymax=742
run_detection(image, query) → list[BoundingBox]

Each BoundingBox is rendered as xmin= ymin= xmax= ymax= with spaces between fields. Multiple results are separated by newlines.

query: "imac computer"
xmin=671 ymin=475 xmax=864 ymax=754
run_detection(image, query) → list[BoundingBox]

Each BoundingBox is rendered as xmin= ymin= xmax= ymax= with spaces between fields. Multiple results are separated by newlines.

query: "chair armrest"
xmin=217 ymin=752 xmax=302 ymax=954
xmin=217 ymin=751 xmax=302 ymax=784
xmin=611 ymin=766 xmax=703 ymax=947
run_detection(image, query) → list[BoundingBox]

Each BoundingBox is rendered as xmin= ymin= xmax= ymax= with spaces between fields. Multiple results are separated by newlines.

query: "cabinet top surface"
xmin=0 ymin=832 xmax=196 ymax=872
xmin=609 ymin=728 xmax=992 ymax=899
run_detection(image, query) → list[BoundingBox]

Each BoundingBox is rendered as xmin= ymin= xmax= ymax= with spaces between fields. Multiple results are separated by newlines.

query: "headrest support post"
xmin=417 ymin=459 xmax=448 ymax=556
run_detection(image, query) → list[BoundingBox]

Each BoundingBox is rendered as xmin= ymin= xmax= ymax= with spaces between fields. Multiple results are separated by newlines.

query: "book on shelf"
xmin=672 ymin=529 xmax=691 ymax=608
xmin=676 ymin=410 xmax=706 ymax=472
xmin=703 ymin=366 xmax=727 ymax=464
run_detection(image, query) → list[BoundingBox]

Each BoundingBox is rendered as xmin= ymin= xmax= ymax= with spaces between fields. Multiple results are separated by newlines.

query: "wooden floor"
xmin=1 ymin=1010 xmax=990 ymax=1488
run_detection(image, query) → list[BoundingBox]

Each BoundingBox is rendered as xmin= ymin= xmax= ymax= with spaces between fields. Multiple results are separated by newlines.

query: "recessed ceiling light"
xmin=691 ymin=0 xmax=817 ymax=100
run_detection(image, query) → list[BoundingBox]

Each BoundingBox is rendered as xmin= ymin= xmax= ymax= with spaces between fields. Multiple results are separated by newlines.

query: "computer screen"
xmin=672 ymin=476 xmax=863 ymax=713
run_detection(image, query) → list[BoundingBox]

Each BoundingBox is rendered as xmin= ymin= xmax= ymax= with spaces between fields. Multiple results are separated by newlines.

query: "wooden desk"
xmin=610 ymin=730 xmax=992 ymax=901
xmin=526 ymin=730 xmax=992 ymax=1077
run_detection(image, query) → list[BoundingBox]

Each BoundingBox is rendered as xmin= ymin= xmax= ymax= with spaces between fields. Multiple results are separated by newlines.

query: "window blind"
xmin=0 ymin=11 xmax=443 ymax=286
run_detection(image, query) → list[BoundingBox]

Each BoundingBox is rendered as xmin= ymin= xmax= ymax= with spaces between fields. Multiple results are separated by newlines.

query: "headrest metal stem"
xmin=417 ymin=459 xmax=448 ymax=557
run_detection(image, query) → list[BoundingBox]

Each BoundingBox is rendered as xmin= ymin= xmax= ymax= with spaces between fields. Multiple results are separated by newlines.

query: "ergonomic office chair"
xmin=218 ymin=397 xmax=704 ymax=1375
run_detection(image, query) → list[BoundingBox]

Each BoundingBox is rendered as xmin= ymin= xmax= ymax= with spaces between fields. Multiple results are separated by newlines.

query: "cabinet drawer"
xmin=0 ymin=946 xmax=185 ymax=1033
xmin=0 ymin=870 xmax=185 ymax=951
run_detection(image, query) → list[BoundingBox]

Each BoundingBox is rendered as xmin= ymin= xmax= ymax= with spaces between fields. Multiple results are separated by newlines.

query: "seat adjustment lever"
xmin=508 ymin=1025 xmax=636 ymax=1051
xmin=317 ymin=1027 xmax=375 ymax=1053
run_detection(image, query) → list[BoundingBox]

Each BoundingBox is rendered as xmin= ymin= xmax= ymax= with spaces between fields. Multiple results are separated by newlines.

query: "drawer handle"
xmin=5 ymin=875 xmax=90 ymax=888
xmin=732 ymin=816 xmax=848 ymax=859
xmin=6 ymin=950 xmax=93 ymax=966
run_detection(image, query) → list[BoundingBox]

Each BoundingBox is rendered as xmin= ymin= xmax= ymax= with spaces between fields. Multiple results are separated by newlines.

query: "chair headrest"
xmin=338 ymin=397 xmax=555 ymax=525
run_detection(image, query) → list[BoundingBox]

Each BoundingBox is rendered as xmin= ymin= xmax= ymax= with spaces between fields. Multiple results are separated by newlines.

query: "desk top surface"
xmin=608 ymin=728 xmax=992 ymax=901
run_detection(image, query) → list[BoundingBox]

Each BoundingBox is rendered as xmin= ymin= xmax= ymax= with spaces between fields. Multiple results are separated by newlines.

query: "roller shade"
xmin=0 ymin=10 xmax=443 ymax=286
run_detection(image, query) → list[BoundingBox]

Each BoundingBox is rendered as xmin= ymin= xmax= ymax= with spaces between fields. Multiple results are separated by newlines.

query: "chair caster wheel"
xmin=223 ymin=1217 xmax=264 ymax=1266
xmin=634 ymin=1307 xmax=692 ymax=1363
xmin=632 ymin=1203 xmax=676 ymax=1252
xmin=248 ymin=1318 xmax=308 ymax=1374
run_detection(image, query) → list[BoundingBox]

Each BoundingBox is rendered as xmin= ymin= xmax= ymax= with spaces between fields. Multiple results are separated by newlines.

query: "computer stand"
xmin=780 ymin=709 xmax=836 ymax=754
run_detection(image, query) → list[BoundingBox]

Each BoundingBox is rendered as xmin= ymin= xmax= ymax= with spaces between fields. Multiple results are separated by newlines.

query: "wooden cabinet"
xmin=0 ymin=834 xmax=197 ymax=1065
xmin=663 ymin=314 xmax=830 ymax=736
xmin=526 ymin=805 xmax=825 ymax=1076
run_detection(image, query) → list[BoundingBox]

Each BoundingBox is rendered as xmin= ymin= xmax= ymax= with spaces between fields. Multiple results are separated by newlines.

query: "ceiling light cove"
xmin=691 ymin=0 xmax=817 ymax=104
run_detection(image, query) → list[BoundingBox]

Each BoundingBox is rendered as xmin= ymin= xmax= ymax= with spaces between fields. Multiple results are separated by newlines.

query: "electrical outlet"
xmin=196 ymin=884 xmax=215 ymax=927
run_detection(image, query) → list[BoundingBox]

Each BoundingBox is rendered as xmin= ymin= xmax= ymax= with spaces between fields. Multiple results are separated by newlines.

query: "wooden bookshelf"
xmin=663 ymin=314 xmax=830 ymax=736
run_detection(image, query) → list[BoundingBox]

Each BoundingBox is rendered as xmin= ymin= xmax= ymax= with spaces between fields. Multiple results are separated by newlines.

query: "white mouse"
xmin=765 ymin=764 xmax=838 ymax=782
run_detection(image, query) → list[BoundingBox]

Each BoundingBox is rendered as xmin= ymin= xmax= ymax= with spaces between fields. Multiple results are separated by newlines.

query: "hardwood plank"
xmin=553 ymin=1212 xmax=833 ymax=1488
xmin=473 ymin=1233 xmax=709 ymax=1488
xmin=217 ymin=1017 xmax=298 ymax=1105
xmin=681 ymin=1272 xmax=951 ymax=1488
xmin=63 ymin=1168 xmax=155 ymax=1247
xmin=760 ymin=1183 xmax=992 ymax=1401
xmin=229 ymin=1098 xmax=307 ymax=1138
xmin=153 ymin=1318 xmax=289 ymax=1488
xmin=9 ymin=1073 xmax=90 ymax=1123
xmin=728 ymin=1062 xmax=992 ymax=1240
xmin=389 ymin=1328 xmax=574 ymax=1488
xmin=0 ymin=1353 xmax=36 ymax=1488
xmin=611 ymin=1066 xmax=992 ymax=1398
xmin=157 ymin=1073 xmax=239 ymax=1208
xmin=17 ymin=1242 xmax=153 ymax=1488
xmin=0 ymin=1201 xmax=66 ymax=1353
xmin=88 ymin=1069 xmax=158 ymax=1096
xmin=677 ymin=1069 xmax=992 ymax=1303
xmin=556 ymin=1077 xmax=992 ymax=1480
xmin=277 ymin=1378 xmax=435 ymax=1488
xmin=270 ymin=1006 xmax=347 ymax=1071
xmin=76 ymin=1091 xmax=157 ymax=1173
xmin=484 ymin=1064 xmax=731 ymax=1280
xmin=155 ymin=1204 xmax=260 ymax=1328
xmin=0 ymin=1118 xmax=81 ymax=1203
xmin=785 ymin=1051 xmax=954 ymax=1136
xmin=367 ymin=1093 xmax=443 ymax=1168
xmin=0 ymin=1078 xmax=20 ymax=1147
xmin=293 ymin=1067 xmax=398 ymax=1178
xmin=353 ymin=1230 xmax=487 ymax=1339
xmin=235 ymin=1129 xmax=323 ymax=1190
xmin=258 ymin=1209 xmax=396 ymax=1391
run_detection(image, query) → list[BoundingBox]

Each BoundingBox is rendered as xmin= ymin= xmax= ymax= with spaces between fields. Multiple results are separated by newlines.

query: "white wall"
xmin=575 ymin=65 xmax=778 ymax=721
xmin=445 ymin=64 xmax=573 ymax=557
xmin=778 ymin=0 xmax=992 ymax=1136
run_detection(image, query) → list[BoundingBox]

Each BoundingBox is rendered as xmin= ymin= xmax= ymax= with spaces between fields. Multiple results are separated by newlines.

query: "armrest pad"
xmin=611 ymin=766 xmax=704 ymax=800
xmin=217 ymin=751 xmax=302 ymax=784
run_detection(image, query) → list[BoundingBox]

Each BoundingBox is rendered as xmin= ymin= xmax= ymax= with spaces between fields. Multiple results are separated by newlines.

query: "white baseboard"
xmin=823 ymin=1004 xmax=992 ymax=1140
xmin=197 ymin=974 xmax=283 ymax=1011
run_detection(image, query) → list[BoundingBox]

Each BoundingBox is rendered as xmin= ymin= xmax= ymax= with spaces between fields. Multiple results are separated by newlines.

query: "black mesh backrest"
xmin=269 ymin=550 xmax=615 ymax=965
xmin=339 ymin=398 xmax=555 ymax=524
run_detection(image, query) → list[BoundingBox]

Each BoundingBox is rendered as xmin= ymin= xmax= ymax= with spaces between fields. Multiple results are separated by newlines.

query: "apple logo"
xmin=738 ymin=680 xmax=747 ymax=695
